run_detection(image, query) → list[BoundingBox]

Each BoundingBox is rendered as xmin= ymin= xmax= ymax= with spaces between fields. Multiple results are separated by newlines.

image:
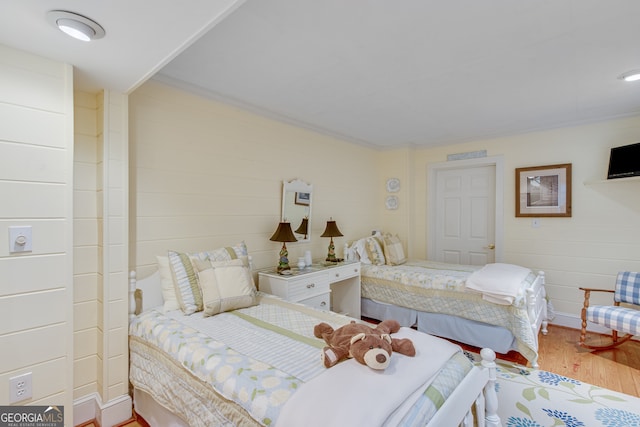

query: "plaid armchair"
xmin=579 ymin=272 xmax=640 ymax=350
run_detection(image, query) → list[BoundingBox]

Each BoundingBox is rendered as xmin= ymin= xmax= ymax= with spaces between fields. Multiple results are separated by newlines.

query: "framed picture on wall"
xmin=295 ymin=192 xmax=310 ymax=206
xmin=516 ymin=163 xmax=572 ymax=217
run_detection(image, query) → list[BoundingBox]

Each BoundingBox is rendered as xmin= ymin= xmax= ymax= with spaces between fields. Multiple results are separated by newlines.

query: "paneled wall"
xmin=96 ymin=91 xmax=130 ymax=412
xmin=129 ymin=80 xmax=379 ymax=277
xmin=73 ymin=91 xmax=99 ymax=399
xmin=73 ymin=90 xmax=131 ymax=426
xmin=0 ymin=44 xmax=74 ymax=415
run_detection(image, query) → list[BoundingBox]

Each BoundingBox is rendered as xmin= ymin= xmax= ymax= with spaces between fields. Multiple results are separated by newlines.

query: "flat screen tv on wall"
xmin=607 ymin=142 xmax=640 ymax=179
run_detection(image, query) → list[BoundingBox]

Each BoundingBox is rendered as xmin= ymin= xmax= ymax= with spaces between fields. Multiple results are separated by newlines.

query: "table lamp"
xmin=270 ymin=221 xmax=298 ymax=273
xmin=294 ymin=217 xmax=309 ymax=239
xmin=320 ymin=218 xmax=343 ymax=262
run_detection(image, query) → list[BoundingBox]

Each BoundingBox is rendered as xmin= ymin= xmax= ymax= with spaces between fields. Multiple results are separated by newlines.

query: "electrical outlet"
xmin=9 ymin=372 xmax=32 ymax=403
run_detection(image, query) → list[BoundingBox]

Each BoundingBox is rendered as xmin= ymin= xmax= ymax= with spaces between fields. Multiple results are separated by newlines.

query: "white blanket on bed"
xmin=465 ymin=262 xmax=531 ymax=305
xmin=276 ymin=327 xmax=460 ymax=427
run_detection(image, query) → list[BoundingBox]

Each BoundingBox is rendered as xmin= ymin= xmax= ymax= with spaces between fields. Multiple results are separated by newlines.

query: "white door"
xmin=428 ymin=156 xmax=503 ymax=265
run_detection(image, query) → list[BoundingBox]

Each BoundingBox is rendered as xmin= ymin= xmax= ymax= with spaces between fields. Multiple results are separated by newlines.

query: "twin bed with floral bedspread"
xmin=346 ymin=234 xmax=549 ymax=367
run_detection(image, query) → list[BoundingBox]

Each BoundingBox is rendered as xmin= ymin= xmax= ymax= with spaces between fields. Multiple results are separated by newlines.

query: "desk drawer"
xmin=300 ymin=292 xmax=330 ymax=311
xmin=329 ymin=264 xmax=361 ymax=282
xmin=288 ymin=276 xmax=330 ymax=301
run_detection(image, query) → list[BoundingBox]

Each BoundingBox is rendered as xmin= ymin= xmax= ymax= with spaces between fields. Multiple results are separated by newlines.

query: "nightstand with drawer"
xmin=258 ymin=261 xmax=361 ymax=318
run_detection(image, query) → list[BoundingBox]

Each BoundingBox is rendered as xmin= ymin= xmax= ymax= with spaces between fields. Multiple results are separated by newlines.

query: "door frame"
xmin=427 ymin=155 xmax=504 ymax=262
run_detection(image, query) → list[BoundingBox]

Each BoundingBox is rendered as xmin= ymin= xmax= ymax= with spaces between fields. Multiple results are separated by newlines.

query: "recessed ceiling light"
xmin=618 ymin=69 xmax=640 ymax=82
xmin=46 ymin=10 xmax=105 ymax=42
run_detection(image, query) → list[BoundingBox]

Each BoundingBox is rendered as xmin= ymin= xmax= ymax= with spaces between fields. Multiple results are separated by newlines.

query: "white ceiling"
xmin=2 ymin=1 xmax=640 ymax=149
xmin=0 ymin=0 xmax=246 ymax=93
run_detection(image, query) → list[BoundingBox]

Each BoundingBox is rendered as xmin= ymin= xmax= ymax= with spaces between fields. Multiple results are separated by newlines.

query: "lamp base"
xmin=277 ymin=243 xmax=291 ymax=273
xmin=277 ymin=265 xmax=291 ymax=273
xmin=325 ymin=238 xmax=338 ymax=263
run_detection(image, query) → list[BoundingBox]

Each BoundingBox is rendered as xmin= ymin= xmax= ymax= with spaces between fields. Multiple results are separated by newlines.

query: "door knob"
xmin=487 ymin=244 xmax=495 ymax=250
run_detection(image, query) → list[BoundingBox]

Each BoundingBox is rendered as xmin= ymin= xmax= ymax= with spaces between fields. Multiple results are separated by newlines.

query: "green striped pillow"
xmin=168 ymin=251 xmax=204 ymax=315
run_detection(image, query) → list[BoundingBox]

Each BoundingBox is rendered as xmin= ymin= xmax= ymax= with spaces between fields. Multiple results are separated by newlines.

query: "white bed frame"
xmin=128 ymin=270 xmax=501 ymax=427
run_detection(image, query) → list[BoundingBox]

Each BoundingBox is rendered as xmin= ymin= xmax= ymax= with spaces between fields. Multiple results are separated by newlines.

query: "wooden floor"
xmin=80 ymin=325 xmax=640 ymax=426
xmin=536 ymin=325 xmax=640 ymax=397
xmin=459 ymin=324 xmax=640 ymax=397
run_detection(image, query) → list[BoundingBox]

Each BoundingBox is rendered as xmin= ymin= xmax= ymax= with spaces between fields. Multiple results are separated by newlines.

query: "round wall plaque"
xmin=385 ymin=195 xmax=399 ymax=210
xmin=386 ymin=178 xmax=400 ymax=193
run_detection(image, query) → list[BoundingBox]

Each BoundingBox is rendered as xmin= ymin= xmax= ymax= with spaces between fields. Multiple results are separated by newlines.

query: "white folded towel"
xmin=465 ymin=263 xmax=532 ymax=305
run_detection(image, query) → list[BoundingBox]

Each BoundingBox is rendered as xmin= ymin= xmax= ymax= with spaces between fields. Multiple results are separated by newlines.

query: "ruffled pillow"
xmin=365 ymin=236 xmax=386 ymax=265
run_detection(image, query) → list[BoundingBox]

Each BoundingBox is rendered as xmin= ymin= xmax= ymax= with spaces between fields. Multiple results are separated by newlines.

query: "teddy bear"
xmin=313 ymin=319 xmax=416 ymax=370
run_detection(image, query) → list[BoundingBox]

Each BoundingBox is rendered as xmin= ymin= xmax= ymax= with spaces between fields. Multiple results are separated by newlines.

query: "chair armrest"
xmin=579 ymin=287 xmax=614 ymax=293
xmin=580 ymin=287 xmax=619 ymax=315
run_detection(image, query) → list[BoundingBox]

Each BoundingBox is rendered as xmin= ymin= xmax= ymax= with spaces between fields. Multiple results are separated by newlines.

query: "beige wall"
xmin=375 ymin=149 xmax=413 ymax=248
xmin=129 ymin=80 xmax=379 ymax=277
xmin=403 ymin=117 xmax=640 ymax=319
xmin=130 ymin=80 xmax=640 ymax=328
xmin=0 ymin=44 xmax=74 ymax=416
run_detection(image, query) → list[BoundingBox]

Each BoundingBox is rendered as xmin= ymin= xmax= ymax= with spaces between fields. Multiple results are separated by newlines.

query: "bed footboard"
xmin=427 ymin=348 xmax=500 ymax=427
xmin=525 ymin=271 xmax=548 ymax=368
xmin=527 ymin=271 xmax=548 ymax=334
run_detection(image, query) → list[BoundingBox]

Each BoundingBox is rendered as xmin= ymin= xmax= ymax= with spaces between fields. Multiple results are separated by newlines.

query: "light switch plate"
xmin=9 ymin=226 xmax=32 ymax=253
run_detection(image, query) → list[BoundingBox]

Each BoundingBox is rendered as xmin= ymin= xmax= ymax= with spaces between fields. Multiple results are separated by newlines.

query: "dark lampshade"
xmin=320 ymin=220 xmax=343 ymax=238
xmin=294 ymin=217 xmax=309 ymax=239
xmin=321 ymin=219 xmax=343 ymax=262
xmin=270 ymin=222 xmax=297 ymax=273
xmin=270 ymin=222 xmax=298 ymax=243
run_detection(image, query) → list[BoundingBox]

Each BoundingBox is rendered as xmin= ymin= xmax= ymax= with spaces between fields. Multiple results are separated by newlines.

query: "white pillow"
xmin=352 ymin=238 xmax=371 ymax=264
xmin=198 ymin=259 xmax=257 ymax=317
xmin=156 ymin=255 xmax=180 ymax=312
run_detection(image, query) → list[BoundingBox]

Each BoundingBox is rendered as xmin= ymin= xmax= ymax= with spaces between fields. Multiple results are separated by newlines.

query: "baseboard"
xmin=549 ymin=311 xmax=609 ymax=333
xmin=74 ymin=392 xmax=132 ymax=427
xmin=74 ymin=393 xmax=99 ymax=426
xmin=550 ymin=311 xmax=639 ymax=341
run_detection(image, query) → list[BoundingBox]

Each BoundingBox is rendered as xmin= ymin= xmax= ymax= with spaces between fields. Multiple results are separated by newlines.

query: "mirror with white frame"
xmin=282 ymin=179 xmax=313 ymax=242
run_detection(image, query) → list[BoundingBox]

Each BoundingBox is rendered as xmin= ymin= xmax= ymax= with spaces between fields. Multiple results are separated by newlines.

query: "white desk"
xmin=258 ymin=261 xmax=361 ymax=318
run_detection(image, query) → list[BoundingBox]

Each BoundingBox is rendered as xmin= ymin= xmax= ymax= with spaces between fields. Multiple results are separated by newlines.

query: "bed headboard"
xmin=129 ymin=270 xmax=163 ymax=319
xmin=128 ymin=255 xmax=255 ymax=320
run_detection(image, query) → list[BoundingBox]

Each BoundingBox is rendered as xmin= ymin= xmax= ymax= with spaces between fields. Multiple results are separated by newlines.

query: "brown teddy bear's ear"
xmin=349 ymin=332 xmax=366 ymax=345
xmin=381 ymin=334 xmax=392 ymax=344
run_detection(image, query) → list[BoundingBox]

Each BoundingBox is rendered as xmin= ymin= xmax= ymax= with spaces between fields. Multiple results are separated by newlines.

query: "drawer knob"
xmin=320 ymin=301 xmax=326 ymax=307
xmin=306 ymin=283 xmax=315 ymax=289
xmin=335 ymin=273 xmax=340 ymax=278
